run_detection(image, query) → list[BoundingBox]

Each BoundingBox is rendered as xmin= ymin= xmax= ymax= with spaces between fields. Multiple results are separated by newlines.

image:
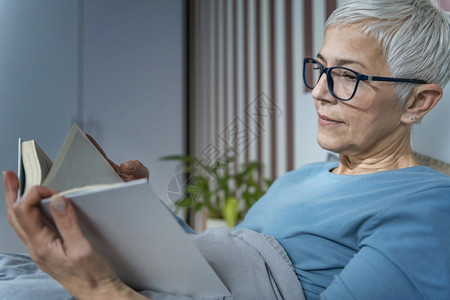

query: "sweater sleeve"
xmin=321 ymin=186 xmax=450 ymax=300
xmin=320 ymin=246 xmax=421 ymax=299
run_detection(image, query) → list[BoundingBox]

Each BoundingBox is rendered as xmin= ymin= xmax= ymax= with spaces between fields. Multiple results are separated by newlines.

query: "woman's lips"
xmin=318 ymin=113 xmax=343 ymax=126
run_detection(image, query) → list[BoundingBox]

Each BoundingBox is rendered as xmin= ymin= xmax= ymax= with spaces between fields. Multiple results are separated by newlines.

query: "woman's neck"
xmin=332 ymin=135 xmax=419 ymax=175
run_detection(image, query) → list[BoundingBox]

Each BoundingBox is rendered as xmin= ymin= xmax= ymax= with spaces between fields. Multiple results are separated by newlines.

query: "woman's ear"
xmin=401 ymin=84 xmax=443 ymax=124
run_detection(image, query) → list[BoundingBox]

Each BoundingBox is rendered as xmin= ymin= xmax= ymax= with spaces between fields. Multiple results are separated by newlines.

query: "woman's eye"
xmin=343 ymin=73 xmax=357 ymax=80
xmin=333 ymin=69 xmax=357 ymax=81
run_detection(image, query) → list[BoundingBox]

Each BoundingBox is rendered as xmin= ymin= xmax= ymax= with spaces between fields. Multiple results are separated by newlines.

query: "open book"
xmin=18 ymin=123 xmax=123 ymax=196
xmin=17 ymin=124 xmax=230 ymax=298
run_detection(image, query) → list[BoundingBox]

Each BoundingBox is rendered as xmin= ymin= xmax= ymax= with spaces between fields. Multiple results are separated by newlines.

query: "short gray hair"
xmin=326 ymin=0 xmax=450 ymax=103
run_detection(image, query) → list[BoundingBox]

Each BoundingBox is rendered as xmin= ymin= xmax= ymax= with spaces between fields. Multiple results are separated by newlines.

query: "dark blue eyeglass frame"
xmin=303 ymin=58 xmax=428 ymax=101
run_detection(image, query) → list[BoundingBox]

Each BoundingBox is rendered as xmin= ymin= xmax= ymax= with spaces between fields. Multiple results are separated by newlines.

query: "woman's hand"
xmin=86 ymin=134 xmax=150 ymax=181
xmin=3 ymin=171 xmax=149 ymax=300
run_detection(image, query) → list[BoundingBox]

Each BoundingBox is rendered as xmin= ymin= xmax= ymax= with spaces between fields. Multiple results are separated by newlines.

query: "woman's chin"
xmin=316 ymin=135 xmax=342 ymax=153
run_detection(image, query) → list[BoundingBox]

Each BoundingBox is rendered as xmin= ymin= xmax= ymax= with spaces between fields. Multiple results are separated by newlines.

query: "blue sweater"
xmin=237 ymin=162 xmax=450 ymax=300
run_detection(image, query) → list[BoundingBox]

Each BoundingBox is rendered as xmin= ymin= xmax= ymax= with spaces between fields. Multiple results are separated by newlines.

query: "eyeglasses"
xmin=302 ymin=58 xmax=427 ymax=101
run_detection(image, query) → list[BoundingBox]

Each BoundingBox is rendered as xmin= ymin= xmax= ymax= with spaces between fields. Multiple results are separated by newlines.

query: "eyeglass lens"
xmin=304 ymin=61 xmax=358 ymax=101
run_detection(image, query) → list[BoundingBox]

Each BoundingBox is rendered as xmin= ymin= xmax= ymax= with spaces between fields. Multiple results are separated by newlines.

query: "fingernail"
xmin=51 ymin=195 xmax=67 ymax=212
xmin=125 ymin=162 xmax=135 ymax=170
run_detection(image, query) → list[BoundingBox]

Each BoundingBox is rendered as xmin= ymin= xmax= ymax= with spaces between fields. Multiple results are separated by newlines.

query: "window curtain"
xmin=187 ymin=0 xmax=337 ymax=180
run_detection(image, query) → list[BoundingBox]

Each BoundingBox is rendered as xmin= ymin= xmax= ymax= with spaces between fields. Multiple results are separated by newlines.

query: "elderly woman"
xmin=2 ymin=0 xmax=449 ymax=299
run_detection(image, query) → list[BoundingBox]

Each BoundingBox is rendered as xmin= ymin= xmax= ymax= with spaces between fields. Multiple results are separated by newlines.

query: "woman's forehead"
xmin=320 ymin=25 xmax=388 ymax=73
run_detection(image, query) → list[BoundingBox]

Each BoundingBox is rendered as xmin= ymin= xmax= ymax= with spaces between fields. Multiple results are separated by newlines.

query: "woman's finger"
xmin=3 ymin=170 xmax=19 ymax=205
xmin=119 ymin=160 xmax=150 ymax=180
xmin=3 ymin=171 xmax=62 ymax=254
xmin=49 ymin=195 xmax=89 ymax=250
xmin=17 ymin=188 xmax=59 ymax=246
xmin=2 ymin=171 xmax=28 ymax=239
xmin=86 ymin=134 xmax=126 ymax=177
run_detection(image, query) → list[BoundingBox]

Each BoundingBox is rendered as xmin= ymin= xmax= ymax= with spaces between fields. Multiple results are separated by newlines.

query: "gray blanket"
xmin=0 ymin=228 xmax=304 ymax=300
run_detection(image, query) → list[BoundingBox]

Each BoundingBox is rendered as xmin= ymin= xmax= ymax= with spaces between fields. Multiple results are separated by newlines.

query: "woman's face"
xmin=313 ymin=25 xmax=408 ymax=158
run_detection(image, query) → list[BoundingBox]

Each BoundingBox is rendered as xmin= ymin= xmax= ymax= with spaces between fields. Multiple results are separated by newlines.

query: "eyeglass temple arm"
xmin=360 ymin=75 xmax=427 ymax=84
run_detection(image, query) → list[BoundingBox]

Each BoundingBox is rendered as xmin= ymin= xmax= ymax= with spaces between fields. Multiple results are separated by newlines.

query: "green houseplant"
xmin=162 ymin=152 xmax=272 ymax=228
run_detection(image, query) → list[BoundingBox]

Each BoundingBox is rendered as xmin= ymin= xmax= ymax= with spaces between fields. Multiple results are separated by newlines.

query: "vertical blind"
xmin=188 ymin=0 xmax=336 ymax=180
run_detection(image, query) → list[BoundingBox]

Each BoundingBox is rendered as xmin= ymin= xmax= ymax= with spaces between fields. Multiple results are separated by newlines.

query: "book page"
xmin=21 ymin=140 xmax=53 ymax=193
xmin=43 ymin=124 xmax=123 ymax=191
xmin=58 ymin=182 xmax=121 ymax=196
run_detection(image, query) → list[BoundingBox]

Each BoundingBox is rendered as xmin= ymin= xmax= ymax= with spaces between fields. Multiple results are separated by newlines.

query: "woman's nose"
xmin=311 ymin=73 xmax=337 ymax=103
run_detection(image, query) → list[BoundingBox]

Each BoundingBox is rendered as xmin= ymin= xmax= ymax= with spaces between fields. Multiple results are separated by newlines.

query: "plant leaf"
xmin=222 ymin=197 xmax=239 ymax=228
